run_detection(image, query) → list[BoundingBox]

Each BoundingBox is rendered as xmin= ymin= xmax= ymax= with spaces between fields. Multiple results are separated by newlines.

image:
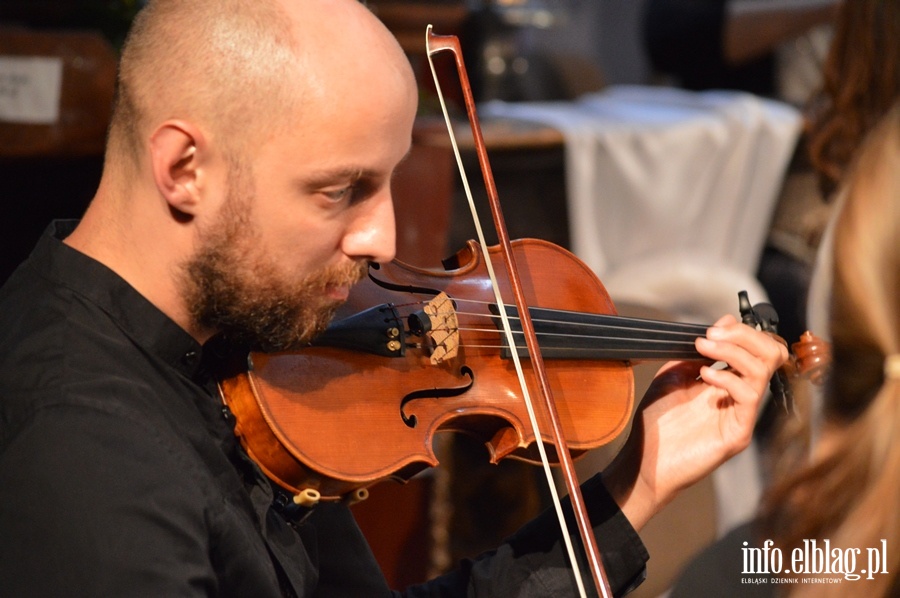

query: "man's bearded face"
xmin=182 ymin=167 xmax=368 ymax=352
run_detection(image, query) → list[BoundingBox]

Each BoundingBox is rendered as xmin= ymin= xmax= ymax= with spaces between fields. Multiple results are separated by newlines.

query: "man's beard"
xmin=181 ymin=183 xmax=368 ymax=352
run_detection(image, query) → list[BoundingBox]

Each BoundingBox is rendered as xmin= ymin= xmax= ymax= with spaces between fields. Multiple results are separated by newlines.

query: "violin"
xmin=217 ymin=27 xmax=830 ymax=597
xmin=218 ymin=238 xmax=829 ymax=504
xmin=221 ymin=238 xmax=680 ymax=500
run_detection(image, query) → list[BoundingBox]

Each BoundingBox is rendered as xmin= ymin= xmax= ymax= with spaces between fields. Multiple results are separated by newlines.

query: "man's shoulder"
xmin=0 ymin=265 xmax=194 ymax=455
xmin=1 ymin=264 xmax=139 ymax=389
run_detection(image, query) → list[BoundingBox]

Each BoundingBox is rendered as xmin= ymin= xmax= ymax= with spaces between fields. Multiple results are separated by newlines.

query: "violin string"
xmin=392 ymin=296 xmax=707 ymax=338
xmin=437 ymin=343 xmax=699 ymax=356
xmin=429 ymin=337 xmax=698 ymax=353
xmin=402 ymin=312 xmax=700 ymax=358
xmin=434 ymin=325 xmax=699 ymax=347
xmin=411 ymin=335 xmax=697 ymax=357
xmin=448 ymin=314 xmax=703 ymax=339
xmin=398 ymin=305 xmax=705 ymax=345
xmin=482 ymin=313 xmax=706 ymax=337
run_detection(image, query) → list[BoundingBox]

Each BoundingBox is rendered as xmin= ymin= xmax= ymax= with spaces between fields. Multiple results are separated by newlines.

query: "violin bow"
xmin=425 ymin=26 xmax=613 ymax=598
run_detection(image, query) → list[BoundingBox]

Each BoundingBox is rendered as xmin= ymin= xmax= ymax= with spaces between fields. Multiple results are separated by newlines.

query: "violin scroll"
xmin=737 ymin=291 xmax=831 ymax=412
xmin=788 ymin=331 xmax=831 ymax=386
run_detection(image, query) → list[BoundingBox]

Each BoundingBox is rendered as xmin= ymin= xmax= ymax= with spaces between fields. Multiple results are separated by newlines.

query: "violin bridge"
xmin=424 ymin=292 xmax=459 ymax=364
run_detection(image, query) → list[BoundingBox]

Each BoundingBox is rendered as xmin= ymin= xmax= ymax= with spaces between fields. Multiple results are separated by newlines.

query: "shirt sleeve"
xmin=400 ymin=474 xmax=649 ymax=597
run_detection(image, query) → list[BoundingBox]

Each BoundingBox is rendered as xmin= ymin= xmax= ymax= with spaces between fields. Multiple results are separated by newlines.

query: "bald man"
xmin=0 ymin=1 xmax=787 ymax=596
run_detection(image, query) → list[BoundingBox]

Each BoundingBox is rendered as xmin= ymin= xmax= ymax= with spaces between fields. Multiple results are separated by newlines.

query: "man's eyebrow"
xmin=303 ymin=148 xmax=414 ymax=187
xmin=301 ymin=167 xmax=372 ymax=188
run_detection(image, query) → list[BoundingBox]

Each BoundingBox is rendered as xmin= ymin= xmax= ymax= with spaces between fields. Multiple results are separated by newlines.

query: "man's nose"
xmin=341 ymin=191 xmax=396 ymax=264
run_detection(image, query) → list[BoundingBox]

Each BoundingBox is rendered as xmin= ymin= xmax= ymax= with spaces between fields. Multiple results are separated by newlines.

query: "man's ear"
xmin=149 ymin=120 xmax=208 ymax=217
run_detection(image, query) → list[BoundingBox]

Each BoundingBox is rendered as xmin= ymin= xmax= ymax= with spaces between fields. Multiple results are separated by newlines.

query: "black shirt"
xmin=0 ymin=221 xmax=648 ymax=596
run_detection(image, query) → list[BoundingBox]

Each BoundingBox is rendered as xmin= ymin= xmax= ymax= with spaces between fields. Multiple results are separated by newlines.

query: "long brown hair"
xmin=806 ymin=0 xmax=900 ymax=198
xmin=762 ymin=104 xmax=900 ymax=596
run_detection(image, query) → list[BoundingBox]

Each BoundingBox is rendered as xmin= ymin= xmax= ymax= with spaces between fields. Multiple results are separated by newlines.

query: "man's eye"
xmin=324 ymin=186 xmax=353 ymax=202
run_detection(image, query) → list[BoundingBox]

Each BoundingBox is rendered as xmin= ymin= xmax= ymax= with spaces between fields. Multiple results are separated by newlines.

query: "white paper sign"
xmin=0 ymin=56 xmax=64 ymax=124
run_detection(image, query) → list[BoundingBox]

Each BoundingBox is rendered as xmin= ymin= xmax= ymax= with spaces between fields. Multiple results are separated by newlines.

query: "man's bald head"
xmin=108 ymin=0 xmax=414 ymax=168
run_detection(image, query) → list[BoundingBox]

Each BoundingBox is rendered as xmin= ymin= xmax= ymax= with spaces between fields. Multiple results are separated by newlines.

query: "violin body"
xmin=219 ymin=239 xmax=634 ymax=501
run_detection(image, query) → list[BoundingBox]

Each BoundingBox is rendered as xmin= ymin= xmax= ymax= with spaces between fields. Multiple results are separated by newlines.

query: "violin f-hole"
xmin=400 ymin=365 xmax=475 ymax=428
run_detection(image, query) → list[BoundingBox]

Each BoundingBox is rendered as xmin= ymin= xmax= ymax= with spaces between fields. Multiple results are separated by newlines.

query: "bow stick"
xmin=425 ymin=26 xmax=613 ymax=598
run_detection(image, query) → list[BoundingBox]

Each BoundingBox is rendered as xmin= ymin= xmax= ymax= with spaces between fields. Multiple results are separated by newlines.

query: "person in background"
xmin=764 ymin=100 xmax=900 ymax=597
xmin=804 ymin=0 xmax=900 ymax=200
xmin=672 ymin=101 xmax=900 ymax=597
xmin=0 ymin=1 xmax=787 ymax=596
xmin=643 ymin=0 xmax=898 ymax=431
xmin=757 ymin=0 xmax=900 ymax=440
xmin=642 ymin=0 xmax=841 ymax=99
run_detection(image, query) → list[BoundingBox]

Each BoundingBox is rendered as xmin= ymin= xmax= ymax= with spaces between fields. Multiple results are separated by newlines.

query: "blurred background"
xmin=0 ymin=0 xmax=848 ymax=595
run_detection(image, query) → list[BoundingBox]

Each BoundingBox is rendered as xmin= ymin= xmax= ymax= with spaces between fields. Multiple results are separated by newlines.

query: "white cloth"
xmin=482 ymin=86 xmax=801 ymax=284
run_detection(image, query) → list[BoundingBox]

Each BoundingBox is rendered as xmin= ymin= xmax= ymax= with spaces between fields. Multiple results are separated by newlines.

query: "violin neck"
xmin=492 ymin=305 xmax=707 ymax=362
